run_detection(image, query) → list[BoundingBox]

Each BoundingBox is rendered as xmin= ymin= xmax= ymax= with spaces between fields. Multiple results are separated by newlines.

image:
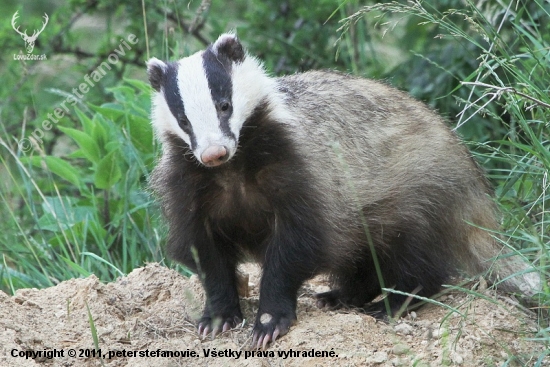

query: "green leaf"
xmin=74 ymin=108 xmax=94 ymax=136
xmin=126 ymin=115 xmax=153 ymax=154
xmin=43 ymin=156 xmax=81 ymax=187
xmin=18 ymin=156 xmax=44 ymax=170
xmin=104 ymin=141 xmax=121 ymax=153
xmin=94 ymin=150 xmax=121 ymax=189
xmin=91 ymin=115 xmax=108 ymax=149
xmin=85 ymin=301 xmax=101 ymax=352
xmin=60 ymin=256 xmax=92 ymax=278
xmin=123 ymin=78 xmax=151 ymax=93
xmin=82 ymin=252 xmax=125 ymax=277
xmin=89 ymin=104 xmax=125 ymax=121
xmin=58 ymin=126 xmax=101 ymax=164
xmin=38 ymin=197 xmax=94 ymax=231
xmin=19 ymin=156 xmax=80 ymax=187
xmin=106 ymin=85 xmax=135 ymax=103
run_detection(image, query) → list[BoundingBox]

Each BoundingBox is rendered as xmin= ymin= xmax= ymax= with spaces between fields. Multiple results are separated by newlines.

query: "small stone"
xmin=394 ymin=323 xmax=413 ymax=335
xmin=391 ymin=357 xmax=404 ymax=366
xmin=371 ymin=351 xmax=388 ymax=364
xmin=392 ymin=344 xmax=410 ymax=355
xmin=451 ymin=351 xmax=464 ymax=365
xmin=478 ymin=276 xmax=488 ymax=292
xmin=432 ymin=327 xmax=449 ymax=338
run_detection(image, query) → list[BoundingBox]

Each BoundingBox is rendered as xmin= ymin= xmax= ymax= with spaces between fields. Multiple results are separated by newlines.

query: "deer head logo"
xmin=12 ymin=11 xmax=49 ymax=54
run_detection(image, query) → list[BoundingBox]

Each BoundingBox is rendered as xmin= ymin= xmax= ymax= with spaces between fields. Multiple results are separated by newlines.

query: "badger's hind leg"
xmin=315 ymin=256 xmax=384 ymax=310
xmin=363 ymin=231 xmax=453 ymax=318
xmin=316 ymin=231 xmax=452 ymax=319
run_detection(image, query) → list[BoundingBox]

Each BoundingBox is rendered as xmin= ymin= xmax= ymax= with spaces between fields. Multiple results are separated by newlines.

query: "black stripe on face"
xmin=163 ymin=62 xmax=197 ymax=150
xmin=202 ymin=47 xmax=236 ymax=140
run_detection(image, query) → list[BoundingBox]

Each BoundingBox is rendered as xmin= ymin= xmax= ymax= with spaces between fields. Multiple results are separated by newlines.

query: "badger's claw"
xmin=251 ymin=314 xmax=294 ymax=349
xmin=198 ymin=315 xmax=242 ymax=340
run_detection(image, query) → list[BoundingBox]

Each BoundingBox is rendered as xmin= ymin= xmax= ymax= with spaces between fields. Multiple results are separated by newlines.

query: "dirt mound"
xmin=0 ymin=263 xmax=546 ymax=366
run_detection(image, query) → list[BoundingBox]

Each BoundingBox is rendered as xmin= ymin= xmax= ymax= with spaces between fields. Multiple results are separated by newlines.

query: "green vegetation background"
xmin=0 ymin=0 xmax=548 ymax=338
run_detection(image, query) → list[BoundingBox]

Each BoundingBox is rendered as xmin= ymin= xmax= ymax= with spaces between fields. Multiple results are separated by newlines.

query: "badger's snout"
xmin=201 ymin=145 xmax=229 ymax=167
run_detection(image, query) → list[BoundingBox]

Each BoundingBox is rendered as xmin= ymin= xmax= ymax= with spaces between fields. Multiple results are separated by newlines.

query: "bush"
xmin=0 ymin=79 xmax=165 ymax=291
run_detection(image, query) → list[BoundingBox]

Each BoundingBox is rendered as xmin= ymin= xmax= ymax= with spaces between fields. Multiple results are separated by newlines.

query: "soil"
xmin=1 ymin=263 xmax=547 ymax=366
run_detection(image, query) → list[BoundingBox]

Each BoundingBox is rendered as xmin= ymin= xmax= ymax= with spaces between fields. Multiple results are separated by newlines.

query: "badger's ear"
xmin=147 ymin=58 xmax=166 ymax=92
xmin=213 ymin=33 xmax=245 ymax=63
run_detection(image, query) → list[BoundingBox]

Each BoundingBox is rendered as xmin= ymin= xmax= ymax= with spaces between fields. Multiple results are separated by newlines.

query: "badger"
xmin=146 ymin=33 xmax=540 ymax=348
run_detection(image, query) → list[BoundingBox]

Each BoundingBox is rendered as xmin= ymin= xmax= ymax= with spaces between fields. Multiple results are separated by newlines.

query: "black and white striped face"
xmin=147 ymin=34 xmax=271 ymax=167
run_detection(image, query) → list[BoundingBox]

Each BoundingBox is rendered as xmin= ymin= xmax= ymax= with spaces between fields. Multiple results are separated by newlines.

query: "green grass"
xmin=0 ymin=79 xmax=166 ymax=292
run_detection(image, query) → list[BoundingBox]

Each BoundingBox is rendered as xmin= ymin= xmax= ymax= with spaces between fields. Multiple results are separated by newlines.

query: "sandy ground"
xmin=1 ymin=263 xmax=547 ymax=366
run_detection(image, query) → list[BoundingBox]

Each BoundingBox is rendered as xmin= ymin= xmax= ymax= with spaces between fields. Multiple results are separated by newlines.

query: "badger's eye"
xmin=178 ymin=114 xmax=190 ymax=128
xmin=220 ymin=101 xmax=231 ymax=112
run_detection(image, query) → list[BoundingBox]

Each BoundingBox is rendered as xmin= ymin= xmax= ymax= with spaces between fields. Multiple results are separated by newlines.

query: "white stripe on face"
xmin=177 ymin=53 xmax=235 ymax=164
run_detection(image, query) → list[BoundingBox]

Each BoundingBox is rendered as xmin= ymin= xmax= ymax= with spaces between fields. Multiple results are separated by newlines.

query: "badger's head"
xmin=147 ymin=33 xmax=273 ymax=167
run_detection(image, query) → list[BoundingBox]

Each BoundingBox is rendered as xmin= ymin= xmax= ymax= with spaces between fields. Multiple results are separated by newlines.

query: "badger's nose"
xmin=201 ymin=145 xmax=229 ymax=167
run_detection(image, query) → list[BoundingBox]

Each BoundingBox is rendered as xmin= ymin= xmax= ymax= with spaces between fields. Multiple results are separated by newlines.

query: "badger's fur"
xmin=147 ymin=33 xmax=540 ymax=348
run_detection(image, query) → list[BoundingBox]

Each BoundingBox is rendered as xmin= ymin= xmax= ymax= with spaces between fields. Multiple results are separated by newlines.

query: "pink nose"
xmin=201 ymin=145 xmax=229 ymax=166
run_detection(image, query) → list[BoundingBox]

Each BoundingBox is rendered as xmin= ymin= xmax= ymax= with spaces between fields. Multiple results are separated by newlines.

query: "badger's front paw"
xmin=198 ymin=312 xmax=243 ymax=339
xmin=251 ymin=312 xmax=296 ymax=349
